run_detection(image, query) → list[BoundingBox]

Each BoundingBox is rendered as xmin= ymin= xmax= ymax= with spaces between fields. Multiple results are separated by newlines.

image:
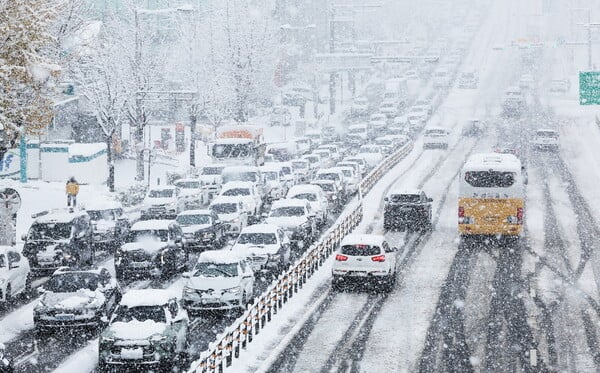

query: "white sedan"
xmin=0 ymin=246 xmax=31 ymax=305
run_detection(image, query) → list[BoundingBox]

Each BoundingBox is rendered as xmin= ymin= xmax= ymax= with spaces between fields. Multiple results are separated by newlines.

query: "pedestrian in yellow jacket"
xmin=66 ymin=176 xmax=79 ymax=207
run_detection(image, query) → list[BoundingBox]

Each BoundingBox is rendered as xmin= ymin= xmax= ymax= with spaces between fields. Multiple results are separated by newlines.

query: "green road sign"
xmin=580 ymin=71 xmax=600 ymax=105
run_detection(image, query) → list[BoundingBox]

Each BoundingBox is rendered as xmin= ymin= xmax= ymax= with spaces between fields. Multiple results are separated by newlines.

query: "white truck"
xmin=208 ymin=125 xmax=266 ymax=166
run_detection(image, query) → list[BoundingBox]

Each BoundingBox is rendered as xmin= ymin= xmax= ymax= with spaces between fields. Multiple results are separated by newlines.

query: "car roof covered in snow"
xmin=174 ymin=178 xmax=200 ymax=184
xmin=121 ymin=289 xmax=174 ymax=308
xmin=198 ymin=250 xmax=241 ymax=264
xmin=53 ymin=265 xmax=110 ymax=276
xmin=130 ymin=219 xmax=174 ymax=231
xmin=340 ymin=234 xmax=385 ymax=248
xmin=239 ymin=223 xmax=279 ymax=234
xmin=33 ymin=209 xmax=88 ymax=223
xmin=260 ymin=163 xmax=284 ymax=172
xmin=177 ymin=209 xmax=212 ymax=217
xmin=271 ymin=199 xmax=308 ymax=209
xmin=221 ymin=181 xmax=255 ymax=190
xmin=210 ymin=196 xmax=241 ymax=206
xmin=463 ymin=153 xmax=521 ymax=172
xmin=535 ymin=128 xmax=557 ymax=133
xmin=287 ymin=184 xmax=322 ymax=196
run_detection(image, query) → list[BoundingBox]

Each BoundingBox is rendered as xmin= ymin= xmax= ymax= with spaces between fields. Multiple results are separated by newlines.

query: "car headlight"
xmin=225 ymin=286 xmax=241 ymax=294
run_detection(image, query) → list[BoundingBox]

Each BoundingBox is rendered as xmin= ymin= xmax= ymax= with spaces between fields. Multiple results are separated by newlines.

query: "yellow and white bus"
xmin=458 ymin=153 xmax=525 ymax=238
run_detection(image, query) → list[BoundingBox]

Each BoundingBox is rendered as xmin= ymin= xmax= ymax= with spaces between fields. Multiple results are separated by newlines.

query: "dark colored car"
xmin=34 ymin=266 xmax=121 ymax=335
xmin=175 ymin=209 xmax=226 ymax=251
xmin=22 ymin=209 xmax=94 ymax=275
xmin=384 ymin=190 xmax=433 ymax=231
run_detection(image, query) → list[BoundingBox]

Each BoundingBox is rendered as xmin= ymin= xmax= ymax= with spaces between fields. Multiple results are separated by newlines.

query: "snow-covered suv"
xmin=532 ymin=128 xmax=559 ymax=151
xmin=332 ymin=234 xmax=398 ymax=292
xmin=98 ymin=289 xmax=189 ymax=371
xmin=231 ymin=224 xmax=291 ymax=275
xmin=265 ymin=199 xmax=317 ymax=250
xmin=182 ymin=251 xmax=254 ymax=314
xmin=141 ymin=186 xmax=179 ymax=219
xmin=0 ymin=246 xmax=31 ymax=306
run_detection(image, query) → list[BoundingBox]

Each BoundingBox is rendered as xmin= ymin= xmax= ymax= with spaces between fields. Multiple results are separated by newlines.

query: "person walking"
xmin=66 ymin=176 xmax=79 ymax=208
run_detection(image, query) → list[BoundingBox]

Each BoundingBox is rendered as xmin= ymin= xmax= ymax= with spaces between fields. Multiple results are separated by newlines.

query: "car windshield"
xmin=223 ymin=172 xmax=258 ymax=183
xmin=341 ymin=170 xmax=353 ymax=177
xmin=390 ymin=194 xmax=420 ymax=203
xmin=315 ymin=183 xmax=334 ymax=192
xmin=127 ymin=229 xmax=169 ymax=242
xmin=341 ymin=244 xmax=381 ymax=256
xmin=201 ymin=167 xmax=223 ymax=175
xmin=359 ymin=147 xmax=378 ymax=154
xmin=222 ymin=188 xmax=250 ymax=196
xmin=28 ymin=222 xmax=71 ymax=240
xmin=87 ymin=210 xmax=114 ymax=221
xmin=113 ymin=305 xmax=166 ymax=324
xmin=464 ymin=171 xmax=516 ymax=188
xmin=270 ymin=206 xmax=305 ymax=217
xmin=264 ymin=172 xmax=279 ymax=181
xmin=176 ymin=214 xmax=211 ymax=226
xmin=350 ymin=127 xmax=367 ymax=134
xmin=193 ymin=262 xmax=238 ymax=277
xmin=148 ymin=189 xmax=173 ymax=198
xmin=317 ymin=173 xmax=339 ymax=181
xmin=291 ymin=193 xmax=317 ymax=202
xmin=292 ymin=161 xmax=307 ymax=170
xmin=237 ymin=233 xmax=277 ymax=245
xmin=211 ymin=203 xmax=237 ymax=214
xmin=175 ymin=181 xmax=200 ymax=189
xmin=281 ymin=166 xmax=292 ymax=175
xmin=45 ymin=272 xmax=100 ymax=293
xmin=537 ymin=131 xmax=558 ymax=138
xmin=426 ymin=129 xmax=446 ymax=135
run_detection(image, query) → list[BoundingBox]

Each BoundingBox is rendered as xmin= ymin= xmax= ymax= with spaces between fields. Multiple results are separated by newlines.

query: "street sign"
xmin=579 ymin=71 xmax=600 ymax=105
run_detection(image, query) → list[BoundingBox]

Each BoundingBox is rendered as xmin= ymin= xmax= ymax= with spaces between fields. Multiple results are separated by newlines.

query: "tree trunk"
xmin=190 ymin=113 xmax=196 ymax=167
xmin=135 ymin=124 xmax=144 ymax=181
xmin=106 ymin=135 xmax=115 ymax=192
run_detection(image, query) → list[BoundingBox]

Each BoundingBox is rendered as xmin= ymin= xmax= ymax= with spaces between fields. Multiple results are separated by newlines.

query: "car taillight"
xmin=517 ymin=207 xmax=523 ymax=224
xmin=335 ymin=254 xmax=348 ymax=261
xmin=371 ymin=255 xmax=386 ymax=262
xmin=458 ymin=206 xmax=465 ymax=218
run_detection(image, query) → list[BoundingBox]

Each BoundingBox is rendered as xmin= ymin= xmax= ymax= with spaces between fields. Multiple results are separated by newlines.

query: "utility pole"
xmin=329 ymin=5 xmax=336 ymax=115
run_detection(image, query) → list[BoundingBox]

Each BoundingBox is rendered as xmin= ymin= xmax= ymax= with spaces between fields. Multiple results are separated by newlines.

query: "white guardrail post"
xmin=187 ymin=142 xmax=413 ymax=373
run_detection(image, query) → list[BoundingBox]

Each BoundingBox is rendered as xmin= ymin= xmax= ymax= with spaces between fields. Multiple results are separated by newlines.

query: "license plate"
xmin=56 ymin=314 xmax=74 ymax=321
xmin=120 ymin=348 xmax=144 ymax=360
xmin=348 ymin=271 xmax=367 ymax=277
xmin=201 ymin=298 xmax=219 ymax=304
xmin=130 ymin=261 xmax=150 ymax=268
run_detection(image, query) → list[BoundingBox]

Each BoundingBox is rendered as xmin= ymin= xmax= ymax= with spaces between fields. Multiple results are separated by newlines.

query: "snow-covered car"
xmin=278 ymin=162 xmax=297 ymax=187
xmin=350 ymin=96 xmax=370 ymax=116
xmin=314 ymin=168 xmax=347 ymax=200
xmin=357 ymin=145 xmax=384 ymax=168
xmin=347 ymin=124 xmax=369 ymax=146
xmin=175 ymin=209 xmax=226 ymax=251
xmin=407 ymin=105 xmax=429 ymax=129
xmin=344 ymin=156 xmax=369 ymax=175
xmin=311 ymin=180 xmax=344 ymax=212
xmin=462 ymin=118 xmax=485 ymax=136
xmin=209 ymin=196 xmax=248 ymax=237
xmin=317 ymin=144 xmax=343 ymax=163
xmin=379 ymin=100 xmax=398 ymax=118
xmin=266 ymin=141 xmax=299 ymax=162
xmin=261 ymin=163 xmax=288 ymax=201
xmin=458 ymin=69 xmax=478 ymax=88
xmin=141 ymin=186 xmax=179 ymax=219
xmin=332 ymin=234 xmax=398 ymax=292
xmin=532 ymin=128 xmax=559 ymax=151
xmin=34 ymin=266 xmax=121 ymax=335
xmin=182 ymin=251 xmax=254 ymax=313
xmin=230 ymin=224 xmax=292 ymax=275
xmin=98 ymin=289 xmax=188 ymax=371
xmin=291 ymin=159 xmax=312 ymax=183
xmin=414 ymin=99 xmax=433 ymax=115
xmin=114 ymin=220 xmax=188 ymax=281
xmin=269 ymin=106 xmax=292 ymax=127
xmin=221 ymin=165 xmax=264 ymax=196
xmin=219 ymin=181 xmax=263 ymax=220
xmin=386 ymin=134 xmax=411 ymax=148
xmin=0 ymin=246 xmax=31 ymax=306
xmin=423 ymin=127 xmax=450 ymax=149
xmin=197 ymin=164 xmax=225 ymax=201
xmin=22 ymin=209 xmax=94 ymax=274
xmin=374 ymin=136 xmax=395 ymax=154
xmin=304 ymin=131 xmax=322 ymax=148
xmin=502 ymin=86 xmax=526 ymax=117
xmin=286 ymin=184 xmax=329 ymax=228
xmin=433 ymin=67 xmax=451 ymax=87
xmin=174 ymin=178 xmax=208 ymax=210
xmin=335 ymin=166 xmax=360 ymax=196
xmin=301 ymin=154 xmax=322 ymax=172
xmin=312 ymin=149 xmax=334 ymax=169
xmin=294 ymin=137 xmax=312 ymax=154
xmin=369 ymin=113 xmax=388 ymax=134
xmin=337 ymin=160 xmax=364 ymax=181
xmin=85 ymin=201 xmax=130 ymax=250
xmin=265 ymin=199 xmax=317 ymax=249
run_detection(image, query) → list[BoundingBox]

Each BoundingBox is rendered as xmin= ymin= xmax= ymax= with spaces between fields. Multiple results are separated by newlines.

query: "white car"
xmin=549 ymin=79 xmax=570 ymax=93
xmin=231 ymin=224 xmax=291 ymax=275
xmin=209 ymin=196 xmax=249 ymax=237
xmin=314 ymin=168 xmax=347 ymax=198
xmin=182 ymin=251 xmax=254 ymax=313
xmin=141 ymin=186 xmax=179 ymax=219
xmin=379 ymin=101 xmax=398 ymax=118
xmin=414 ymin=99 xmax=432 ymax=115
xmin=344 ymin=156 xmax=369 ymax=175
xmin=261 ymin=163 xmax=288 ymax=201
xmin=351 ymin=96 xmax=370 ymax=116
xmin=286 ymin=184 xmax=329 ymax=227
xmin=357 ymin=145 xmax=384 ymax=168
xmin=369 ymin=113 xmax=388 ymax=133
xmin=291 ymin=159 xmax=312 ymax=183
xmin=301 ymin=154 xmax=322 ymax=172
xmin=374 ymin=136 xmax=394 ymax=154
xmin=312 ymin=149 xmax=334 ymax=169
xmin=423 ymin=127 xmax=450 ymax=149
xmin=532 ymin=128 xmax=559 ymax=151
xmin=174 ymin=178 xmax=207 ymax=210
xmin=337 ymin=160 xmax=364 ymax=180
xmin=331 ymin=234 xmax=398 ymax=291
xmin=318 ymin=144 xmax=343 ymax=163
xmin=0 ymin=246 xmax=31 ymax=305
xmin=265 ymin=199 xmax=317 ymax=249
xmin=347 ymin=124 xmax=369 ymax=146
xmin=433 ymin=67 xmax=451 ymax=87
xmin=85 ymin=200 xmax=130 ymax=248
xmin=334 ymin=166 xmax=359 ymax=196
xmin=407 ymin=107 xmax=428 ymax=129
xmin=519 ymin=74 xmax=535 ymax=89
xmin=458 ymin=70 xmax=478 ymax=89
xmin=197 ymin=164 xmax=225 ymax=201
xmin=219 ymin=181 xmax=263 ymax=217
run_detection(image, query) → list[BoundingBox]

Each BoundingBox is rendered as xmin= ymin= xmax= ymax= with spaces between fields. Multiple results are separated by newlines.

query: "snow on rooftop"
xmin=464 ymin=152 xmax=521 ymax=171
xmin=121 ymin=289 xmax=174 ymax=307
xmin=69 ymin=143 xmax=106 ymax=157
xmin=130 ymin=219 xmax=173 ymax=231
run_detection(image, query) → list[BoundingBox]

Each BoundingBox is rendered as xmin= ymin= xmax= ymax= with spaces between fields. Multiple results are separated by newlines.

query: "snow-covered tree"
xmin=0 ymin=0 xmax=64 ymax=141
